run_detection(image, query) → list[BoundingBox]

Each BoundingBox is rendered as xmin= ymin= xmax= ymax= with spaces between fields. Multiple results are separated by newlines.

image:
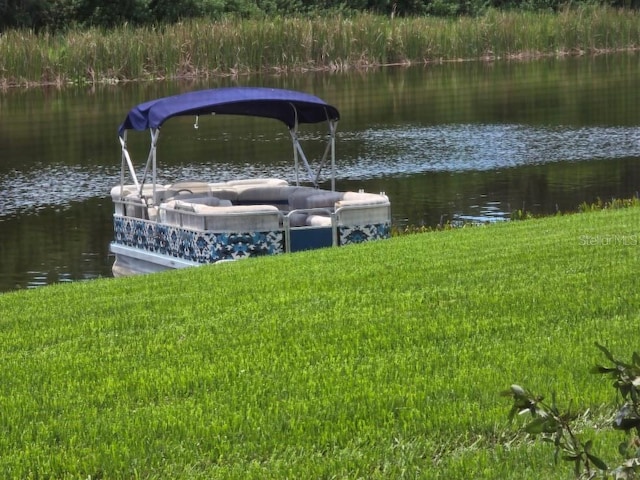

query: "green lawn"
xmin=1 ymin=207 xmax=639 ymax=478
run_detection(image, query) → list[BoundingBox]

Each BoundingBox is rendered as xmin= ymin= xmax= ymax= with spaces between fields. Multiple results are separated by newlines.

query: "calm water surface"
xmin=1 ymin=54 xmax=639 ymax=292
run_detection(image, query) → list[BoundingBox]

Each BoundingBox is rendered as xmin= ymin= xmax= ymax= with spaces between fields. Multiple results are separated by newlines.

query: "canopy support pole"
xmin=119 ymin=131 xmax=139 ymax=192
xmin=138 ymin=128 xmax=160 ymax=203
xmin=289 ymin=129 xmax=316 ymax=187
xmin=330 ymin=120 xmax=336 ymax=191
xmin=313 ymin=119 xmax=338 ymax=191
xmin=291 ymin=127 xmax=300 ymax=186
xmin=151 ymin=128 xmax=159 ymax=204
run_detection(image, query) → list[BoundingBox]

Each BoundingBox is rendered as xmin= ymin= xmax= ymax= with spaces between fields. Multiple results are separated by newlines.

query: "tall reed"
xmin=1 ymin=6 xmax=638 ymax=86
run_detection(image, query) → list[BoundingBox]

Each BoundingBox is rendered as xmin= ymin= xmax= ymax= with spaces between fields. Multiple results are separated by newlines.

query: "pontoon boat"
xmin=110 ymin=87 xmax=391 ymax=276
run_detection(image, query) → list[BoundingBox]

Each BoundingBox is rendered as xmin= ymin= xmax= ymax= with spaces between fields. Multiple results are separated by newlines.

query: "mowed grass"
xmin=1 ymin=207 xmax=639 ymax=478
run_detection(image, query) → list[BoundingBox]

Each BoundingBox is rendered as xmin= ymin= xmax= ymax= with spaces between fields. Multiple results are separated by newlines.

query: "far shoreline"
xmin=3 ymin=46 xmax=640 ymax=91
xmin=2 ymin=7 xmax=639 ymax=90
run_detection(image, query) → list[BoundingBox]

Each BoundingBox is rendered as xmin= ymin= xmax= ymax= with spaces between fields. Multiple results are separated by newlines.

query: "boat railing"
xmin=114 ymin=182 xmax=390 ymax=247
xmin=110 ymin=184 xmax=167 ymax=218
xmin=158 ymin=200 xmax=282 ymax=232
xmin=283 ymin=207 xmax=336 ymax=249
xmin=335 ymin=195 xmax=391 ymax=226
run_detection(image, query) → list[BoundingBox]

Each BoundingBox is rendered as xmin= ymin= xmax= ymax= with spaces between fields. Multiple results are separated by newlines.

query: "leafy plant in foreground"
xmin=592 ymin=343 xmax=640 ymax=478
xmin=501 ymin=384 xmax=607 ymax=478
xmin=503 ymin=343 xmax=640 ymax=479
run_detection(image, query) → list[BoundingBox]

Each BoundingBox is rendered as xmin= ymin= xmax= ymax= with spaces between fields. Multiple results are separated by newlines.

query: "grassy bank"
xmin=1 ymin=6 xmax=639 ymax=87
xmin=1 ymin=206 xmax=639 ymax=478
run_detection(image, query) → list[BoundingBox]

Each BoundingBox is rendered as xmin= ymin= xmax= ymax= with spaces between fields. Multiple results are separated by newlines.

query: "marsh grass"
xmin=1 ymin=5 xmax=639 ymax=86
xmin=1 ymin=206 xmax=639 ymax=478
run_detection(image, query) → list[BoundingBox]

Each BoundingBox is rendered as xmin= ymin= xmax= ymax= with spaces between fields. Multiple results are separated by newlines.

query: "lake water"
xmin=1 ymin=54 xmax=639 ymax=292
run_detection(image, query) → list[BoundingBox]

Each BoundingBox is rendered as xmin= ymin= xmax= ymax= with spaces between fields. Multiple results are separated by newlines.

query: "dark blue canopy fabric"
xmin=118 ymin=87 xmax=340 ymax=137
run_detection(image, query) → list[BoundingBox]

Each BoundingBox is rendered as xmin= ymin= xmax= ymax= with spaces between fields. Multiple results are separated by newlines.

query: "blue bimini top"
xmin=118 ymin=87 xmax=340 ymax=137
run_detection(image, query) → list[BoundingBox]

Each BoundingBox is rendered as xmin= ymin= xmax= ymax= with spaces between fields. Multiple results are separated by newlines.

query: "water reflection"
xmin=0 ymin=164 xmax=114 ymax=218
xmin=0 ymin=54 xmax=639 ymax=292
xmin=342 ymin=124 xmax=640 ymax=178
xmin=2 ymin=124 xmax=637 ymax=220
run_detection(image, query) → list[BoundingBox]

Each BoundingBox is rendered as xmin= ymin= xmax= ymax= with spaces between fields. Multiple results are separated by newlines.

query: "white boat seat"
xmin=160 ymin=197 xmax=228 ymax=226
xmin=111 ymin=184 xmax=167 ymax=204
xmin=163 ymin=197 xmax=231 ymax=210
xmin=180 ymin=196 xmax=232 ymax=207
xmin=335 ymin=192 xmax=391 ymax=225
xmin=208 ymin=189 xmax=239 ymax=202
xmin=166 ymin=181 xmax=212 ymax=198
xmin=173 ymin=200 xmax=196 ymax=212
xmin=306 ymin=214 xmax=333 ymax=227
xmin=225 ymin=178 xmax=288 ymax=187
xmin=123 ymin=194 xmax=148 ymax=219
xmin=191 ymin=204 xmax=281 ymax=231
xmin=338 ymin=191 xmax=389 ymax=205
xmin=161 ymin=200 xmax=281 ymax=232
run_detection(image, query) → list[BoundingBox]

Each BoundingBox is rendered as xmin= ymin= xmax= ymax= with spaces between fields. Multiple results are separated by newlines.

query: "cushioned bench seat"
xmin=236 ymin=186 xmax=294 ymax=206
xmin=165 ymin=181 xmax=212 ymax=198
xmin=160 ymin=199 xmax=281 ymax=232
xmin=305 ymin=214 xmax=333 ymax=227
xmin=234 ymin=185 xmax=341 ymax=212
xmin=335 ymin=192 xmax=391 ymax=225
xmin=111 ymin=184 xmax=168 ymax=216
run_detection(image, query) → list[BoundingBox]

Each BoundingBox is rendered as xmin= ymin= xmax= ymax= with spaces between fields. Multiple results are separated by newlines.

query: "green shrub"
xmin=503 ymin=344 xmax=640 ymax=479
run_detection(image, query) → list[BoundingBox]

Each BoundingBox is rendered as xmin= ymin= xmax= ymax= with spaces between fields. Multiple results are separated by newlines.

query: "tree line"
xmin=1 ymin=0 xmax=638 ymax=32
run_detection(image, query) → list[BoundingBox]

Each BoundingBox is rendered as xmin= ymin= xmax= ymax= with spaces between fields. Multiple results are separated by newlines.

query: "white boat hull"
xmin=110 ymin=243 xmax=201 ymax=277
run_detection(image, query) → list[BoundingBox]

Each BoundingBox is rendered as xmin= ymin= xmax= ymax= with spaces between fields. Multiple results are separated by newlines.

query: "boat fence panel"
xmin=339 ymin=223 xmax=391 ymax=246
xmin=113 ymin=217 xmax=285 ymax=263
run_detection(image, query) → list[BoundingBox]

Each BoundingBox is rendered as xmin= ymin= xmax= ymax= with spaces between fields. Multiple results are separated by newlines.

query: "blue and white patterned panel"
xmin=339 ymin=222 xmax=391 ymax=245
xmin=114 ymin=217 xmax=284 ymax=263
